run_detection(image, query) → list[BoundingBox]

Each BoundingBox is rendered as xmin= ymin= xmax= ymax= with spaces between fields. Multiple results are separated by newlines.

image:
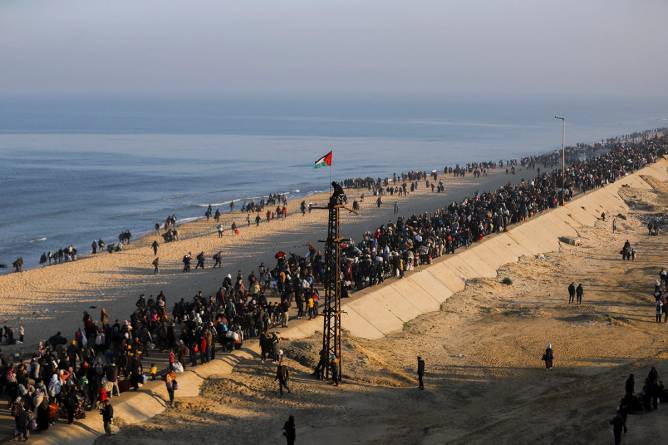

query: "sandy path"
xmin=98 ymin=170 xmax=668 ymax=444
xmin=0 ymin=168 xmax=539 ymax=349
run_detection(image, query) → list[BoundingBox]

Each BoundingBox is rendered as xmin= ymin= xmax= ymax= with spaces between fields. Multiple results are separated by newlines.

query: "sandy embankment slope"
xmin=0 ymin=168 xmax=534 ymax=346
xmin=98 ymin=162 xmax=668 ymax=445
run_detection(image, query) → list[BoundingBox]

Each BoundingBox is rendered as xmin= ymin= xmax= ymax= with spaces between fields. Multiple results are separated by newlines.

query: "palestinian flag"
xmin=314 ymin=150 xmax=333 ymax=169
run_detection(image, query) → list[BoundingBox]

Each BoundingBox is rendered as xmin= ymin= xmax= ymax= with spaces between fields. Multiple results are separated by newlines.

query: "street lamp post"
xmin=554 ymin=115 xmax=566 ymax=205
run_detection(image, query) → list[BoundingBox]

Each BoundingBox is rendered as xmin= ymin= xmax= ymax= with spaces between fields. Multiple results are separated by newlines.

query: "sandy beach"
xmin=0 ymin=167 xmax=541 ymax=350
xmin=94 ymin=165 xmax=668 ymax=444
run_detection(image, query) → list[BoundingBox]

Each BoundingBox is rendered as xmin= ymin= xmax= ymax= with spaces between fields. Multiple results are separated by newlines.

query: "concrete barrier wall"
xmin=285 ymin=160 xmax=668 ymax=341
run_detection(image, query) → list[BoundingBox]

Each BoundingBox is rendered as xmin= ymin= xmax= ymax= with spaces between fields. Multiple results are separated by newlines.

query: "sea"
xmin=1 ymin=94 xmax=667 ymax=269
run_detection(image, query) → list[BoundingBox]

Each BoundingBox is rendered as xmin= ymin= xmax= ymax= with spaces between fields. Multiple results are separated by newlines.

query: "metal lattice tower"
xmin=321 ymin=202 xmax=342 ymax=381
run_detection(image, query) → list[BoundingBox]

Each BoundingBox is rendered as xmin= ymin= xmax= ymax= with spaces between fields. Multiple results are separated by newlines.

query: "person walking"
xmin=100 ymin=400 xmax=114 ymax=436
xmin=213 ymin=251 xmax=223 ymax=268
xmin=165 ymin=370 xmax=177 ymax=407
xmin=656 ymin=299 xmax=663 ymax=323
xmin=542 ymin=343 xmax=554 ymax=369
xmin=283 ymin=415 xmax=296 ymax=445
xmin=609 ymin=409 xmax=627 ymax=445
xmin=275 ymin=363 xmax=291 ymax=395
xmin=568 ymin=282 xmax=576 ymax=304
xmin=151 ymin=240 xmax=159 ymax=256
xmin=576 ymin=283 xmax=584 ymax=305
xmin=417 ymin=356 xmax=425 ymax=390
xmin=195 ymin=251 xmax=205 ymax=270
xmin=152 ymin=257 xmax=160 ymax=274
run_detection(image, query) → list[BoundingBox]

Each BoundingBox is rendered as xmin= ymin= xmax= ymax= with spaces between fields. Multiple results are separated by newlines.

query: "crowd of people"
xmin=0 ymin=266 xmax=297 ymax=440
xmin=37 ymin=246 xmax=78 ymax=267
xmin=3 ymin=235 xmax=350 ymax=438
xmin=3 ymin=131 xmax=667 ymax=442
xmin=312 ymin=136 xmax=667 ymax=294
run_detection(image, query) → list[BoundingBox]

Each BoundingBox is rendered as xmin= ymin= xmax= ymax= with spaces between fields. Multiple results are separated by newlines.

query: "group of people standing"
xmin=567 ymin=282 xmax=584 ymax=305
xmin=610 ymin=367 xmax=667 ymax=444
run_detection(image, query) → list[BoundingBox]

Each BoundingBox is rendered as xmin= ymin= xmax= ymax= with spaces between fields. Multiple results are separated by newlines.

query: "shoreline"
xmin=0 ymin=168 xmax=514 ymax=345
xmin=3 ymin=128 xmax=661 ymax=274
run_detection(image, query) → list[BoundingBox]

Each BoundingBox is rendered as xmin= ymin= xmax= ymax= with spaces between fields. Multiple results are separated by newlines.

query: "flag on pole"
xmin=314 ymin=150 xmax=333 ymax=169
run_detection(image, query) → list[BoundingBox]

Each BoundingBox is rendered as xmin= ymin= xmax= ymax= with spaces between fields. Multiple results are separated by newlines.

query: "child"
xmin=307 ymin=295 xmax=315 ymax=320
xmin=150 ymin=364 xmax=158 ymax=381
xmin=312 ymin=290 xmax=319 ymax=317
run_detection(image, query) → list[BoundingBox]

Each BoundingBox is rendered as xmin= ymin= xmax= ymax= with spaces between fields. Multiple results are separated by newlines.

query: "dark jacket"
xmin=276 ymin=365 xmax=289 ymax=382
xmin=283 ymin=418 xmax=296 ymax=442
xmin=417 ymin=358 xmax=425 ymax=376
xmin=625 ymin=375 xmax=635 ymax=395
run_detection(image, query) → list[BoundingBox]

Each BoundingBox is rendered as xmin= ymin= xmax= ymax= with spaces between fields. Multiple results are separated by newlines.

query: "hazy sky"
xmin=1 ymin=0 xmax=667 ymax=97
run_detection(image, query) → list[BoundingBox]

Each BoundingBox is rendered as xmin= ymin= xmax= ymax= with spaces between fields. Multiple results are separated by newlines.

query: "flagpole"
xmin=329 ymin=149 xmax=333 ymax=192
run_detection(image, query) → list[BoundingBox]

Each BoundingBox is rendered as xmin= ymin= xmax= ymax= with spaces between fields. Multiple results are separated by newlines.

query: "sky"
xmin=1 ymin=0 xmax=667 ymax=98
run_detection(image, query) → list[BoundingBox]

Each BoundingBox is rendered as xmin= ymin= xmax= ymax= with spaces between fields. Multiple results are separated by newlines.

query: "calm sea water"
xmin=1 ymin=95 xmax=667 ymax=268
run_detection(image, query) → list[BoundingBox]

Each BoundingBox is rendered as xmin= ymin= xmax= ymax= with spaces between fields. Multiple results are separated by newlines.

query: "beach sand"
xmin=95 ymin=172 xmax=668 ymax=444
xmin=0 ymin=168 xmax=538 ymax=348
